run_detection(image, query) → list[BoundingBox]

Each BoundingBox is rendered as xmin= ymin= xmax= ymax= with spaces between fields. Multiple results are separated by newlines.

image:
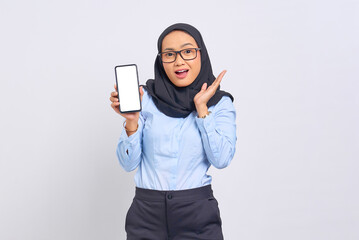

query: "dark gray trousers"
xmin=125 ymin=184 xmax=224 ymax=240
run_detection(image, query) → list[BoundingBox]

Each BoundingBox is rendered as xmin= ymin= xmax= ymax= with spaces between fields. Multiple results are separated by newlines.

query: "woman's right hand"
xmin=110 ymin=84 xmax=144 ymax=124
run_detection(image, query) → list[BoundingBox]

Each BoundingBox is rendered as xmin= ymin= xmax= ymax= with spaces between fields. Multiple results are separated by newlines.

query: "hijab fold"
xmin=143 ymin=23 xmax=233 ymax=118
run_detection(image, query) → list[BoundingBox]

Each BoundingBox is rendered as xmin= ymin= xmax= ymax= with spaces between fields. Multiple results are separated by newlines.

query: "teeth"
xmin=176 ymin=70 xmax=187 ymax=73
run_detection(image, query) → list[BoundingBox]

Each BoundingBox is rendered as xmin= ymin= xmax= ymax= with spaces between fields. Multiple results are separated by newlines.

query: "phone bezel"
xmin=114 ymin=64 xmax=142 ymax=113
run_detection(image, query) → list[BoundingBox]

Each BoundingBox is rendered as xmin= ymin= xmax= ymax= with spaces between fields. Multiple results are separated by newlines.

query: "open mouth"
xmin=175 ymin=69 xmax=189 ymax=79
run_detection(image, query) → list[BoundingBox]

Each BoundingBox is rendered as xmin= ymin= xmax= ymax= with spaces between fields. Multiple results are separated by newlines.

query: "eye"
xmin=165 ymin=52 xmax=174 ymax=57
xmin=182 ymin=49 xmax=195 ymax=56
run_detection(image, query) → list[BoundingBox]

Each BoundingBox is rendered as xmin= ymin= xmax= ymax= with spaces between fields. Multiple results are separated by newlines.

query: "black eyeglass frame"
xmin=158 ymin=48 xmax=201 ymax=63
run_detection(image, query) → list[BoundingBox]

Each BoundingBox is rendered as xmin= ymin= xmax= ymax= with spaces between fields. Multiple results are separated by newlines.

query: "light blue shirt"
xmin=116 ymin=89 xmax=237 ymax=190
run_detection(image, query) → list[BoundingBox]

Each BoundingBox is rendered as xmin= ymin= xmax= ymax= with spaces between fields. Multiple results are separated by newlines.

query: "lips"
xmin=175 ymin=69 xmax=189 ymax=79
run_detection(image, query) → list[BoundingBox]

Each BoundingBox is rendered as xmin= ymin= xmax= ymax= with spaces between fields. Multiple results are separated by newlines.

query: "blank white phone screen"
xmin=116 ymin=65 xmax=141 ymax=112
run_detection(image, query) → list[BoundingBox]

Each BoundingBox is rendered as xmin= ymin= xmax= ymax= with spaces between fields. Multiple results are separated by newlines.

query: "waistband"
xmin=134 ymin=184 xmax=214 ymax=202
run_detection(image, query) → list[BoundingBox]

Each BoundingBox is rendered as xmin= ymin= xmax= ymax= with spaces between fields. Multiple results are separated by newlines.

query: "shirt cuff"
xmin=195 ymin=112 xmax=219 ymax=153
xmin=119 ymin=122 xmax=141 ymax=154
xmin=196 ymin=111 xmax=215 ymax=132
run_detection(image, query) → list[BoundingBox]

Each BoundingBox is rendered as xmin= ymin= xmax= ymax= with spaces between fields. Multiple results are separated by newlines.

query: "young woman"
xmin=110 ymin=23 xmax=237 ymax=240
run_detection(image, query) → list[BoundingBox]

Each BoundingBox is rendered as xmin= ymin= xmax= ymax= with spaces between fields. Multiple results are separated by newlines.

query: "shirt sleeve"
xmin=195 ymin=96 xmax=237 ymax=169
xmin=116 ymin=113 xmax=144 ymax=172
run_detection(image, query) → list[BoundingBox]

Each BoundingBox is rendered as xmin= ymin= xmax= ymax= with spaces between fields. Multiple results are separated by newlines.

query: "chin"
xmin=170 ymin=76 xmax=195 ymax=87
xmin=175 ymin=83 xmax=188 ymax=87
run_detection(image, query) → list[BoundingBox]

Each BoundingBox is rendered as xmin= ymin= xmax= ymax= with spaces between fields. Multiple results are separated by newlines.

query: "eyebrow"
xmin=163 ymin=43 xmax=194 ymax=51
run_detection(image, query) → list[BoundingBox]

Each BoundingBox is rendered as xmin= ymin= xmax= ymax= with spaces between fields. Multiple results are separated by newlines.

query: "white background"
xmin=0 ymin=0 xmax=358 ymax=239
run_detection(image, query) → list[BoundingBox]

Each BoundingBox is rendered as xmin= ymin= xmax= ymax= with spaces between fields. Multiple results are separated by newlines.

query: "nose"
xmin=174 ymin=52 xmax=185 ymax=66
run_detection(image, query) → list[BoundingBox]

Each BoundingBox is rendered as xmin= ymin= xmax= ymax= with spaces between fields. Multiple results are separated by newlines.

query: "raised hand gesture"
xmin=194 ymin=70 xmax=226 ymax=117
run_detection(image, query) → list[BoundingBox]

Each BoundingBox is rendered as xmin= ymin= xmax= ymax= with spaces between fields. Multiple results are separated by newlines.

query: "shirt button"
xmin=167 ymin=194 xmax=172 ymax=200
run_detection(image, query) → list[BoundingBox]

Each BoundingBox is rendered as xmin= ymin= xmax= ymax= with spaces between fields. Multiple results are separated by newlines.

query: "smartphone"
xmin=114 ymin=64 xmax=142 ymax=113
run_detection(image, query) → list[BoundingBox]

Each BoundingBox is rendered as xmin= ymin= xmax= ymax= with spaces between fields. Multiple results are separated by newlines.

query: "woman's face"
xmin=161 ymin=30 xmax=201 ymax=87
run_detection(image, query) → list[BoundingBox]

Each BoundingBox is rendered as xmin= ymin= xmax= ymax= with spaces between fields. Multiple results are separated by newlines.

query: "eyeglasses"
xmin=158 ymin=48 xmax=201 ymax=63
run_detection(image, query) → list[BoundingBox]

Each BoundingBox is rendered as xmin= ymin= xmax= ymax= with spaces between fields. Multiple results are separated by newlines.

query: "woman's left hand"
xmin=194 ymin=70 xmax=226 ymax=116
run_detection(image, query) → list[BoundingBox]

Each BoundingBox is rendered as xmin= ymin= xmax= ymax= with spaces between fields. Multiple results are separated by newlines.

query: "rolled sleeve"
xmin=195 ymin=96 xmax=237 ymax=169
xmin=116 ymin=115 xmax=144 ymax=172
